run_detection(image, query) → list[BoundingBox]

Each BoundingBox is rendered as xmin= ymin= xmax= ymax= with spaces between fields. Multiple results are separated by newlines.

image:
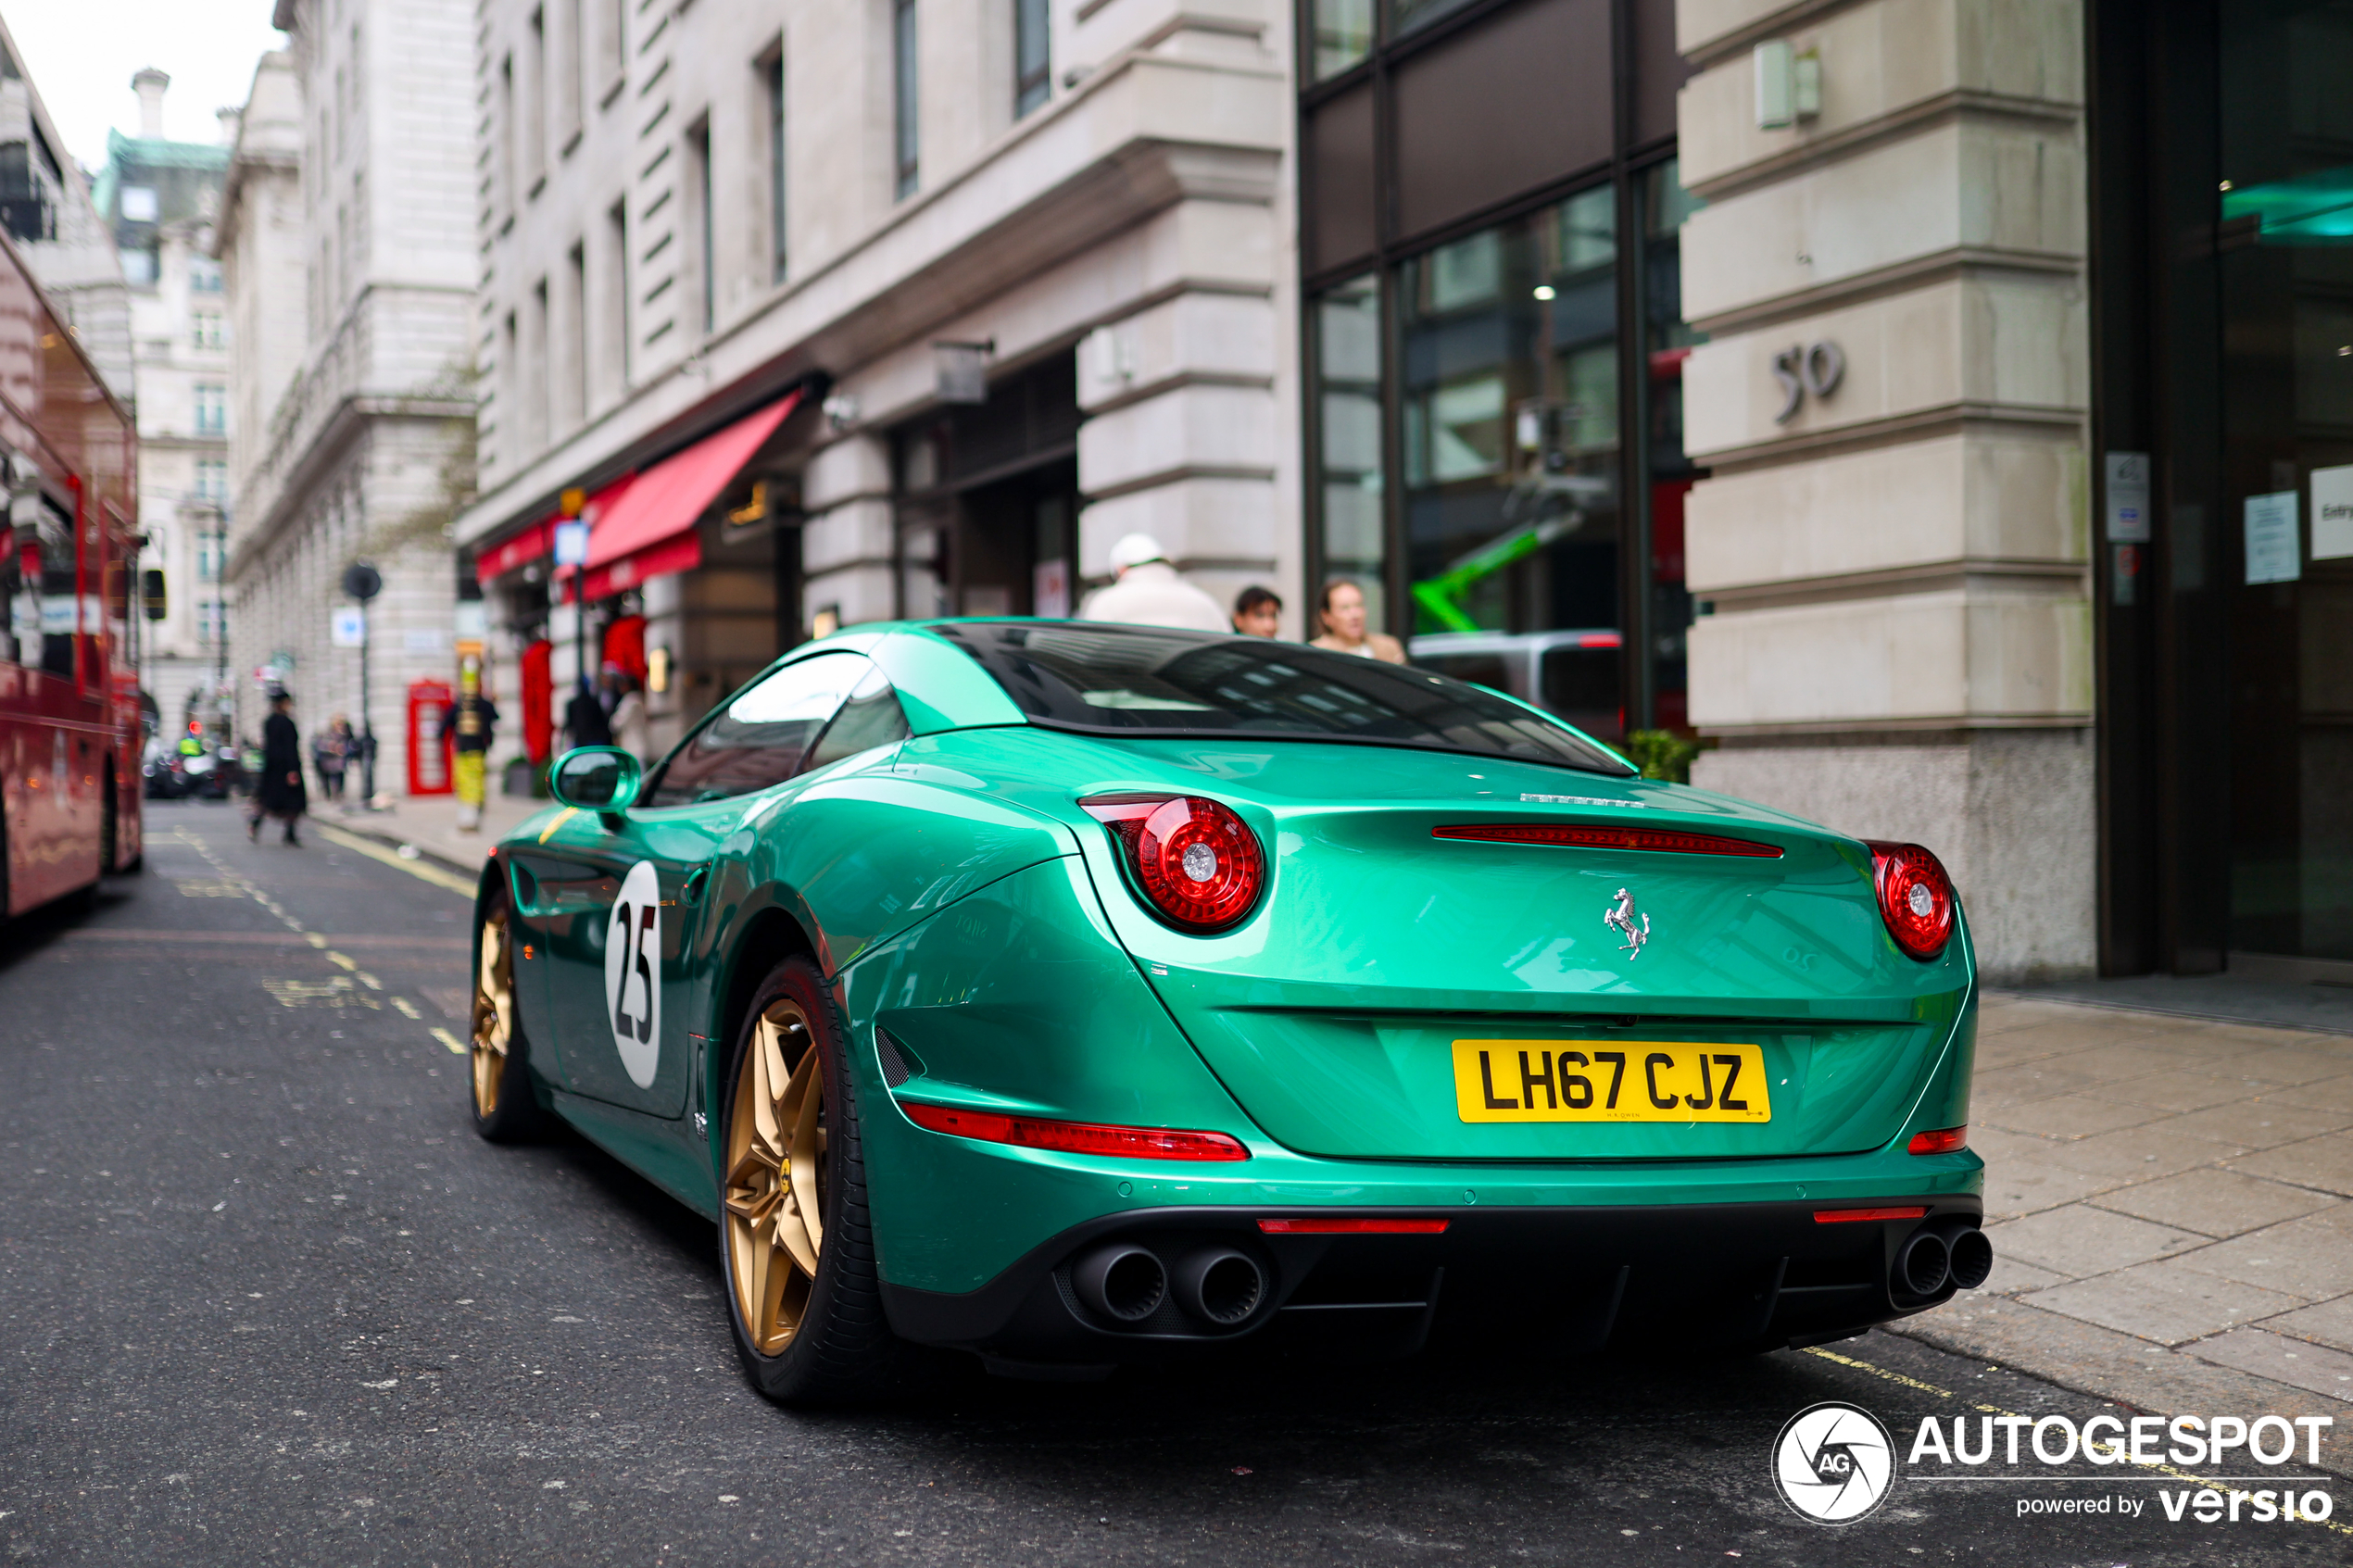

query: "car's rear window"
xmin=929 ymin=621 xmax=1632 ymax=775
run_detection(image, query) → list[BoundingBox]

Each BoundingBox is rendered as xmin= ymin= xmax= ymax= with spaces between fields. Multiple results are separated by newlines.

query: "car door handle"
xmin=682 ymin=864 xmax=712 ymax=905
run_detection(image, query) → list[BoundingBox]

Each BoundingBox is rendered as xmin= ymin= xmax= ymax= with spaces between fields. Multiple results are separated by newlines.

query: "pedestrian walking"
xmin=313 ymin=716 xmax=353 ymax=802
xmin=442 ymin=662 xmax=501 ymax=833
xmin=247 ymin=691 xmax=308 ymax=846
xmin=1231 ymin=584 xmax=1283 ymax=637
xmin=1308 ymin=579 xmax=1407 ymax=664
xmin=608 ymin=672 xmax=651 ymax=764
xmin=561 ymin=675 xmax=613 ymax=750
xmin=1078 ymin=533 xmax=1228 ymax=632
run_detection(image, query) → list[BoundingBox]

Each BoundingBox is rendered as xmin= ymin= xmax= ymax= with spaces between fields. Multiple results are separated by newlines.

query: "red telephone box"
xmin=407 ymin=677 xmax=453 ymax=795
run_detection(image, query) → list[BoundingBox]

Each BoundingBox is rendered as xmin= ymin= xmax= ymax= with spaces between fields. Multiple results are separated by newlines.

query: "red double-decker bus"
xmin=0 ymin=230 xmax=141 ymax=919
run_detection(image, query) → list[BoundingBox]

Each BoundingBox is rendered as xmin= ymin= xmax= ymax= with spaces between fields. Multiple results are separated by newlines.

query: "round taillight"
xmin=1082 ymin=795 xmax=1265 ymax=933
xmin=1865 ymin=840 xmax=1957 ymax=960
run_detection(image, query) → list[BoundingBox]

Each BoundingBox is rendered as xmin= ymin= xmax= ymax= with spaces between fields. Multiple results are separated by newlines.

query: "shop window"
xmin=1398 ymin=186 xmax=1619 ymax=647
xmin=1391 ymin=0 xmax=1479 ymax=36
xmin=1641 ymin=158 xmax=1704 ymax=734
xmin=1311 ymin=0 xmax=1375 ymax=80
xmin=1312 ymin=276 xmax=1387 ymax=624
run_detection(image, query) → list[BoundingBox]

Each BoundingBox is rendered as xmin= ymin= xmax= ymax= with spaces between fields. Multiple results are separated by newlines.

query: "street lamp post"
xmin=343 ymin=561 xmax=383 ymax=803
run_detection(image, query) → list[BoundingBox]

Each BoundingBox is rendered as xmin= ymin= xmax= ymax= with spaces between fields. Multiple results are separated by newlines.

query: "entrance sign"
xmin=2244 ymin=491 xmax=2300 ymax=584
xmin=331 ymin=607 xmax=366 ymax=647
xmin=2104 ymin=452 xmax=2150 ymax=543
xmin=2313 ymin=464 xmax=2353 ymax=561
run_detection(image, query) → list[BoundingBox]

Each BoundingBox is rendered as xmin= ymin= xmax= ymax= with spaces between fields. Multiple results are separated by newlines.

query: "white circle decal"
xmin=1772 ymin=1401 xmax=1895 ymax=1524
xmin=605 ymin=860 xmax=662 ymax=1089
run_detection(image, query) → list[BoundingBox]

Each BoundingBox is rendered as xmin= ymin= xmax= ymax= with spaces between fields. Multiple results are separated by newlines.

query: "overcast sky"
xmin=6 ymin=2 xmax=287 ymax=172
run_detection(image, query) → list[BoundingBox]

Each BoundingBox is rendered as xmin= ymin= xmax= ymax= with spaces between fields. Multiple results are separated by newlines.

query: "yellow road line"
xmin=430 ymin=1027 xmax=467 ymax=1055
xmin=1803 ymin=1346 xmax=2351 ymax=1533
xmin=310 ymin=822 xmax=478 ymax=897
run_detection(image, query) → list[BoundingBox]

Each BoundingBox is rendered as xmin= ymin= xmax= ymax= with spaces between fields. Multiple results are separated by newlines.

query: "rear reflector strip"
xmin=897 ymin=1099 xmax=1250 ymax=1161
xmin=1433 ymin=823 xmax=1783 ymax=858
xmin=1813 ymin=1206 xmax=1930 ymax=1224
xmin=1257 ymin=1218 xmax=1451 ymax=1236
xmin=1907 ymin=1125 xmax=1969 ymax=1155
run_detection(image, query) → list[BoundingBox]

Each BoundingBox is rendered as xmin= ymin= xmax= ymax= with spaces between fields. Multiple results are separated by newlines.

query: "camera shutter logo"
xmin=1773 ymin=1401 xmax=1896 ymax=1524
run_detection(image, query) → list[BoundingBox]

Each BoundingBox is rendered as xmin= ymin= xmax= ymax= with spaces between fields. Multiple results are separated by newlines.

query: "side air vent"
xmin=875 ymin=1027 xmax=913 ymax=1088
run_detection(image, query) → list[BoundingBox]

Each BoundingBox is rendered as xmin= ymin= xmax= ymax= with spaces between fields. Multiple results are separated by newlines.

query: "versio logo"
xmin=1775 ymin=1402 xmax=1897 ymax=1524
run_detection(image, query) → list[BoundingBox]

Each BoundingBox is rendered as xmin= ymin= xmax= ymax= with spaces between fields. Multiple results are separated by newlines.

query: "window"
xmin=497 ymin=56 xmax=515 ymax=217
xmin=606 ymin=199 xmax=629 ymax=390
xmin=1392 ymin=0 xmax=1479 ymax=36
xmin=529 ymin=276 xmax=549 ymax=452
xmin=1398 ymin=186 xmax=1619 ymax=642
xmin=892 ymin=0 xmax=919 ymax=198
xmin=689 ymin=119 xmax=713 ymax=334
xmin=188 ymin=258 xmax=223 ymax=293
xmin=333 ymin=69 xmax=346 ymax=161
xmin=559 ymin=0 xmax=583 ymax=144
xmin=1312 ymin=276 xmax=1385 ymax=623
xmin=1310 ymin=0 xmax=1374 ymax=80
xmin=197 ymin=532 xmax=225 ymax=582
xmin=764 ymin=51 xmax=786 ymax=282
xmin=120 ymin=185 xmax=157 ymax=222
xmin=933 ymin=622 xmax=1632 ymax=775
xmin=602 ymin=0 xmax=624 ymax=83
xmin=645 ymin=654 xmax=892 ymax=807
xmin=195 ymin=458 xmax=228 ymax=502
xmin=1014 ymin=0 xmax=1050 ymax=118
xmin=565 ymin=241 xmax=586 ymax=428
xmin=194 ymin=383 xmax=227 ymax=435
xmin=192 ymin=311 xmax=224 ymax=350
xmin=802 ymin=665 xmax=914 ymax=771
xmin=525 ymin=9 xmax=547 ymax=183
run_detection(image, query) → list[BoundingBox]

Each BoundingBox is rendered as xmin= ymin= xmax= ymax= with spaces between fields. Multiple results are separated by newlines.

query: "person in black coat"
xmin=248 ymin=691 xmax=308 ymax=845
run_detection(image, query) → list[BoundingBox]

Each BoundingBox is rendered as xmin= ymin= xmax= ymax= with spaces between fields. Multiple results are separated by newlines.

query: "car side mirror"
xmin=549 ymin=746 xmax=642 ymax=813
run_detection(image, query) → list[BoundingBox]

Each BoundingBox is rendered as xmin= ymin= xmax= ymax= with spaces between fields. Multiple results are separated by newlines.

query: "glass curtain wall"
xmin=2219 ymin=0 xmax=2353 ymax=962
xmin=1642 ymin=160 xmax=1704 ymax=732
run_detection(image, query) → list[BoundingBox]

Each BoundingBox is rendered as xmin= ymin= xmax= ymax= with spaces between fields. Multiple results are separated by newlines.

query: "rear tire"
xmin=719 ymin=955 xmax=903 ymax=1405
xmin=469 ymin=886 xmax=550 ymax=1142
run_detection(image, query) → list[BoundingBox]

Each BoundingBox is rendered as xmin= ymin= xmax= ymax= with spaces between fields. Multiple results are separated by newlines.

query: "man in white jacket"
xmin=1078 ymin=533 xmax=1229 ymax=633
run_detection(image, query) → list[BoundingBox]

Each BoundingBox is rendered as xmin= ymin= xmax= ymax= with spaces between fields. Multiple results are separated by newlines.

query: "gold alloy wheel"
xmin=724 ymin=999 xmax=827 ymax=1355
xmin=471 ymin=908 xmax=516 ymax=1117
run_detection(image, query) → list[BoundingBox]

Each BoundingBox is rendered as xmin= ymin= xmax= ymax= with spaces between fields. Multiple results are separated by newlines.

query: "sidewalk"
xmin=316 ymin=790 xmax=547 ymax=873
xmin=1897 ymin=993 xmax=2353 ymax=1471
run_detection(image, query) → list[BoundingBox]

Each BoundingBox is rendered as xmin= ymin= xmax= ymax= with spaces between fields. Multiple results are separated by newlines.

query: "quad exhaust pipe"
xmin=1073 ymin=1244 xmax=1167 ymax=1322
xmin=1892 ymin=1221 xmax=1994 ymax=1298
xmin=1072 ymin=1242 xmax=1268 ymax=1327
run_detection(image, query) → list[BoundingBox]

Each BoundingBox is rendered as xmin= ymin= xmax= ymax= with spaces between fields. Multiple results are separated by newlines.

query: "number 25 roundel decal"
xmin=605 ymin=860 xmax=662 ymax=1089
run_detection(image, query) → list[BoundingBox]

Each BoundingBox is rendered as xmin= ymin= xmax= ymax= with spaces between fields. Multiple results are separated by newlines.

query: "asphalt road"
xmin=0 ymin=800 xmax=2341 ymax=1566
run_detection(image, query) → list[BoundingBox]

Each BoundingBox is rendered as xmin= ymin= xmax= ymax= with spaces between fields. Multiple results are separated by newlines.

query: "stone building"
xmin=453 ymin=0 xmax=1298 ymax=764
xmin=92 ymin=70 xmax=236 ymax=735
xmin=220 ymin=1 xmax=476 ymax=795
xmin=0 ymin=13 xmax=132 ymax=398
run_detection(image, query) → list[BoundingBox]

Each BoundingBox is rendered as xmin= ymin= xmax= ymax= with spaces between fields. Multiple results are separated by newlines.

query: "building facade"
xmin=0 ymin=15 xmax=132 ymax=399
xmin=454 ymin=0 xmax=1299 ymax=764
xmin=221 ymin=0 xmax=476 ymax=794
xmin=94 ymin=71 xmax=236 ymax=735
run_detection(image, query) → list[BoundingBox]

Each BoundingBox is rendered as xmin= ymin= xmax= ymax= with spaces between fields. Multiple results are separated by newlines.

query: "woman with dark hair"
xmin=1308 ymin=579 xmax=1406 ymax=663
xmin=1230 ymin=584 xmax=1283 ymax=637
xmin=248 ymin=691 xmax=308 ymax=846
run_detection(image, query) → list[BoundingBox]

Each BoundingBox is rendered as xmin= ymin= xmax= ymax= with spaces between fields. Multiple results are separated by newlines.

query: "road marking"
xmin=1802 ymin=1345 xmax=2352 ymax=1534
xmin=389 ymin=996 xmax=422 ymax=1019
xmin=309 ymin=822 xmax=478 ymax=897
xmin=325 ymin=951 xmax=358 ymax=972
xmin=431 ymin=1028 xmax=467 ymax=1055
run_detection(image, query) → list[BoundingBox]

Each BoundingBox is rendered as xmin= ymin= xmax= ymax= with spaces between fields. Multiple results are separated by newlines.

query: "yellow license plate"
xmin=1451 ymin=1040 xmax=1771 ymax=1124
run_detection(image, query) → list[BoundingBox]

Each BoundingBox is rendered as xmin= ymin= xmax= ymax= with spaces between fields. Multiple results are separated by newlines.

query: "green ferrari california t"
xmin=468 ymin=620 xmax=1988 ymax=1404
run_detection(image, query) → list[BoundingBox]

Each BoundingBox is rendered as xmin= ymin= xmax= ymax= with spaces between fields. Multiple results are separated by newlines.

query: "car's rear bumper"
xmin=879 ymin=1193 xmax=1985 ymax=1371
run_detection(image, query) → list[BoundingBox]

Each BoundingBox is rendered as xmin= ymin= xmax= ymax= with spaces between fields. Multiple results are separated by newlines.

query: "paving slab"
xmin=2035 ymin=1122 xmax=2241 ymax=1180
xmin=1972 ymin=1060 xmax=2122 ymax=1106
xmin=2227 ymin=1132 xmax=2353 ymax=1198
xmin=1982 ymin=1203 xmax=2208 ymax=1276
xmin=2089 ymin=1167 xmax=2340 ymax=1237
xmin=2259 ymin=1295 xmax=2353 ymax=1355
xmin=1982 ymin=1093 xmax=2171 ymax=1140
xmin=1981 ymin=1158 xmax=2130 ymax=1222
xmin=2082 ymin=1067 xmax=2280 ymax=1113
xmin=2183 ymin=1327 xmax=2353 ymax=1405
xmin=2020 ymin=1258 xmax=2310 ymax=1346
xmin=2159 ymin=1100 xmax=2353 ymax=1151
xmin=2295 ymin=1074 xmax=2353 ymax=1114
xmin=2175 ymin=1210 xmax=2353 ymax=1300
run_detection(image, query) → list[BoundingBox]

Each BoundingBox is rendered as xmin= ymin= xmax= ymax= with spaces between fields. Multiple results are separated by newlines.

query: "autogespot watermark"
xmin=1774 ymin=1403 xmax=2337 ymax=1527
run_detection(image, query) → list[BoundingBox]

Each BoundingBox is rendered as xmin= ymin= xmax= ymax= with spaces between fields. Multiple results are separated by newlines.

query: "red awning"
xmin=473 ymin=519 xmax=550 ymax=582
xmin=560 ymin=389 xmax=803 ymax=597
